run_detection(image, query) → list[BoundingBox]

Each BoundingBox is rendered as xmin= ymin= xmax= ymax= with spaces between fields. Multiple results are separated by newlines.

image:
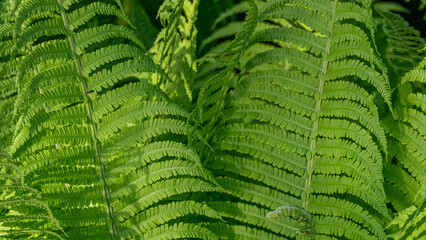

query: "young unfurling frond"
xmin=267 ymin=205 xmax=315 ymax=239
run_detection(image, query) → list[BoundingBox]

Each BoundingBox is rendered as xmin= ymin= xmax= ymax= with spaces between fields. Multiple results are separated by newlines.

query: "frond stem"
xmin=57 ymin=0 xmax=117 ymax=237
xmin=303 ymin=0 xmax=337 ymax=208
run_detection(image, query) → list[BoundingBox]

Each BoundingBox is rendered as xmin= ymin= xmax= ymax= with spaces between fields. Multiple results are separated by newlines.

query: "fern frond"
xmin=0 ymin=1 xmax=19 ymax=153
xmin=119 ymin=200 xmax=221 ymax=238
xmin=149 ymin=0 xmax=200 ymax=108
xmin=207 ymin=223 xmax=286 ymax=240
xmin=382 ymin=55 xmax=426 ymax=214
xmin=374 ymin=2 xmax=425 ymax=87
xmin=0 ymin=153 xmax=63 ymax=240
xmin=209 ymin=201 xmax=302 ymax=238
xmin=385 ymin=191 xmax=425 ymax=240
xmin=2 ymin=0 xmax=424 ymax=238
xmin=196 ymin=0 xmax=259 ymax=135
xmin=121 ymin=0 xmax=158 ymax=49
xmin=137 ymin=222 xmax=219 ymax=240
xmin=10 ymin=0 xmax=221 ymax=238
xmin=198 ymin=0 xmax=392 ymax=239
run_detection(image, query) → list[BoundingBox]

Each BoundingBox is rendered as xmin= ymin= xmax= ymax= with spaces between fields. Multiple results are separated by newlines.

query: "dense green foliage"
xmin=0 ymin=0 xmax=425 ymax=239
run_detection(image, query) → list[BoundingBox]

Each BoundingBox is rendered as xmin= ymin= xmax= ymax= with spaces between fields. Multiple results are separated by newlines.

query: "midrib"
xmin=303 ymin=0 xmax=337 ymax=208
xmin=57 ymin=0 xmax=117 ymax=236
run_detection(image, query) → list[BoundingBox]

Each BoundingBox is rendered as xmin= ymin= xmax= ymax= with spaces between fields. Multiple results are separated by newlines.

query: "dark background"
xmin=141 ymin=0 xmax=425 ymax=39
xmin=392 ymin=0 xmax=426 ymax=38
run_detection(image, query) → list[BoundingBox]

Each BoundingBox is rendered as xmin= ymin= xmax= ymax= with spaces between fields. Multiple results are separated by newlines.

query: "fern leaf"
xmin=374 ymin=2 xmax=425 ymax=87
xmin=149 ymin=0 xmax=200 ymax=108
xmin=209 ymin=201 xmax=303 ymax=238
xmin=198 ymin=0 xmax=392 ymax=239
xmin=138 ymin=223 xmax=219 ymax=240
xmin=0 ymin=154 xmax=63 ymax=239
xmin=382 ymin=55 xmax=426 ymax=217
xmin=385 ymin=192 xmax=425 ymax=240
xmin=121 ymin=0 xmax=159 ymax=49
xmin=0 ymin=1 xmax=19 ymax=153
xmin=9 ymin=0 xmax=221 ymax=238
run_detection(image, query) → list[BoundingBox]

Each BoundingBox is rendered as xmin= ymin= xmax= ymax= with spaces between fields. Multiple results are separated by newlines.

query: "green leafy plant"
xmin=0 ymin=0 xmax=424 ymax=239
xmin=0 ymin=153 xmax=63 ymax=239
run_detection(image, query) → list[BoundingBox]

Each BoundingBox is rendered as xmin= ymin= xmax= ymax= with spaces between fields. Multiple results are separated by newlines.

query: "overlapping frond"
xmin=0 ymin=153 xmax=62 ymax=239
xmin=385 ymin=192 xmax=425 ymax=240
xmin=198 ymin=0 xmax=267 ymax=55
xmin=196 ymin=0 xmax=279 ymax=98
xmin=374 ymin=2 xmax=425 ymax=87
xmin=196 ymin=0 xmax=259 ymax=129
xmin=0 ymin=1 xmax=18 ymax=153
xmin=382 ymin=54 xmax=426 ymax=214
xmin=198 ymin=0 xmax=392 ymax=239
xmin=121 ymin=0 xmax=158 ymax=49
xmin=149 ymin=0 xmax=199 ymax=108
xmin=9 ymin=0 xmax=221 ymax=238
